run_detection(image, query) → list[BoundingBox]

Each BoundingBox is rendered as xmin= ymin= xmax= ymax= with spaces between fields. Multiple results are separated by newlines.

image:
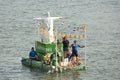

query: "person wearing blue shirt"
xmin=29 ymin=47 xmax=37 ymax=59
xmin=70 ymin=40 xmax=85 ymax=58
xmin=29 ymin=47 xmax=38 ymax=65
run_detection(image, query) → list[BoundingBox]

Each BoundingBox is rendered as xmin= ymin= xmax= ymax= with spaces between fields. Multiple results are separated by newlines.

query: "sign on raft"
xmin=35 ymin=41 xmax=63 ymax=54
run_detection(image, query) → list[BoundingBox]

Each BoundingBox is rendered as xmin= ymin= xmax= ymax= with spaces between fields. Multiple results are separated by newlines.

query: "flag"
xmin=80 ymin=34 xmax=83 ymax=39
xmin=80 ymin=26 xmax=86 ymax=31
xmin=38 ymin=26 xmax=41 ymax=33
xmin=58 ymin=33 xmax=62 ymax=37
xmin=76 ymin=35 xmax=79 ymax=38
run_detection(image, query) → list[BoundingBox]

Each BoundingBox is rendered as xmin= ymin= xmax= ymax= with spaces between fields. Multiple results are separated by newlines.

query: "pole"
xmin=55 ymin=28 xmax=58 ymax=61
xmin=37 ymin=25 xmax=40 ymax=41
xmin=36 ymin=20 xmax=40 ymax=41
xmin=84 ymin=27 xmax=87 ymax=65
xmin=55 ymin=28 xmax=58 ymax=71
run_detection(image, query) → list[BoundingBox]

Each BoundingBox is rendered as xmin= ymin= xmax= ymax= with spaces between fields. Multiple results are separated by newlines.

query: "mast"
xmin=55 ymin=27 xmax=58 ymax=70
xmin=84 ymin=26 xmax=87 ymax=65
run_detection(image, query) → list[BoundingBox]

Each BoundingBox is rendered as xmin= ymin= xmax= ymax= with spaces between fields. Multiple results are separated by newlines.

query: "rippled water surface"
xmin=0 ymin=0 xmax=120 ymax=80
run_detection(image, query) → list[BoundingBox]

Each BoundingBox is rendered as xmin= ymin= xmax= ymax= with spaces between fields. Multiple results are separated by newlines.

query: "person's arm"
xmin=79 ymin=45 xmax=85 ymax=48
xmin=67 ymin=40 xmax=69 ymax=46
xmin=35 ymin=51 xmax=37 ymax=55
xmin=70 ymin=44 xmax=73 ymax=48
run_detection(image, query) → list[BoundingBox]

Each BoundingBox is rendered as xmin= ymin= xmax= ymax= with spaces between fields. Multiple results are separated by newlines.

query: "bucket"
xmin=52 ymin=60 xmax=58 ymax=66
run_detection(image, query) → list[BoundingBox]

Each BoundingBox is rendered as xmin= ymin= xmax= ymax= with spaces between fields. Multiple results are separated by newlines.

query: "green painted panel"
xmin=35 ymin=41 xmax=63 ymax=54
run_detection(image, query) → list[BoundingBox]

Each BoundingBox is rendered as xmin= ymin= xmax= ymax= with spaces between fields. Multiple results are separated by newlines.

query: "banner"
xmin=37 ymin=24 xmax=86 ymax=39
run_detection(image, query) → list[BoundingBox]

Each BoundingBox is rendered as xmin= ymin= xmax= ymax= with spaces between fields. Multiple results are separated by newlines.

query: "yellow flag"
xmin=76 ymin=35 xmax=79 ymax=38
xmin=38 ymin=27 xmax=40 ymax=33
xmin=62 ymin=34 xmax=65 ymax=37
xmin=81 ymin=26 xmax=86 ymax=31
xmin=54 ymin=32 xmax=57 ymax=36
xmin=73 ymin=35 xmax=76 ymax=38
xmin=80 ymin=34 xmax=83 ymax=39
xmin=70 ymin=34 xmax=73 ymax=38
xmin=67 ymin=34 xmax=70 ymax=38
xmin=58 ymin=33 xmax=61 ymax=37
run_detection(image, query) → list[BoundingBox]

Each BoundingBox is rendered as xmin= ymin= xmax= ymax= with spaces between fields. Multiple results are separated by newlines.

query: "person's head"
xmin=31 ymin=47 xmax=34 ymax=51
xmin=57 ymin=39 xmax=60 ymax=44
xmin=62 ymin=37 xmax=65 ymax=40
xmin=74 ymin=40 xmax=77 ymax=43
xmin=63 ymin=35 xmax=68 ymax=40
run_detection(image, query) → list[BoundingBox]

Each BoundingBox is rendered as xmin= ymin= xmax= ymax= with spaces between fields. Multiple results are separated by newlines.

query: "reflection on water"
xmin=45 ymin=71 xmax=81 ymax=80
xmin=21 ymin=65 xmax=82 ymax=80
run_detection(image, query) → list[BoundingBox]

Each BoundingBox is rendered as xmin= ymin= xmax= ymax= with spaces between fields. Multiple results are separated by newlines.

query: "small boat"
xmin=21 ymin=12 xmax=88 ymax=73
xmin=21 ymin=56 xmax=88 ymax=72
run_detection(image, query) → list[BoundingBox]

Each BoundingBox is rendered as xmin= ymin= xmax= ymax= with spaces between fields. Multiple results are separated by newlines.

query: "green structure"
xmin=35 ymin=41 xmax=63 ymax=55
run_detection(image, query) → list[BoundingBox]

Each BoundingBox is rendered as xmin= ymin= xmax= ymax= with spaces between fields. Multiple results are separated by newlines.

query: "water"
xmin=0 ymin=0 xmax=120 ymax=80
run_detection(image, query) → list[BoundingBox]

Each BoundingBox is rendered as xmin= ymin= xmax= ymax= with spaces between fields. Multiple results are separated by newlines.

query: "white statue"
xmin=34 ymin=12 xmax=62 ymax=43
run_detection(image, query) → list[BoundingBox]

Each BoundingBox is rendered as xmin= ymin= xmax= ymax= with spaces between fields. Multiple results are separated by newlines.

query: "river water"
xmin=0 ymin=0 xmax=120 ymax=80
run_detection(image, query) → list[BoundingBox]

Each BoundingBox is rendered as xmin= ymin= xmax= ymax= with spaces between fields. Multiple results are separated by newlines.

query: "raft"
xmin=21 ymin=13 xmax=88 ymax=73
xmin=21 ymin=56 xmax=88 ymax=73
xmin=21 ymin=56 xmax=51 ymax=71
